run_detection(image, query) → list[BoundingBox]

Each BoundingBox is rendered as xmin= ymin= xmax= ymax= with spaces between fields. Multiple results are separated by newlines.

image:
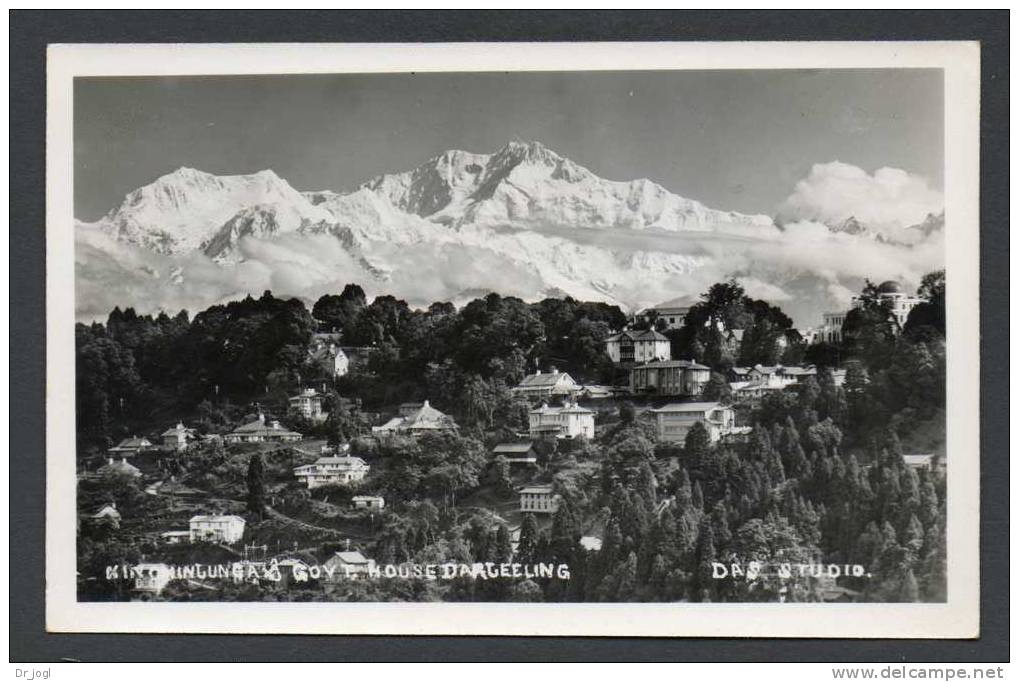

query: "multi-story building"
xmin=814 ymin=280 xmax=926 ymax=344
xmin=629 ymin=359 xmax=712 ymax=396
xmin=650 ymin=402 xmax=736 ymax=443
xmin=528 ymin=401 xmax=595 ymax=440
xmin=293 ymin=455 xmax=370 ymax=489
xmin=604 ymin=329 xmax=671 ymax=364
xmin=289 ymin=388 xmax=327 ymax=422
xmin=189 ymin=514 xmax=246 ymax=544
xmin=160 ymin=422 xmax=195 ymax=451
xmin=519 ymin=484 xmax=560 ymax=514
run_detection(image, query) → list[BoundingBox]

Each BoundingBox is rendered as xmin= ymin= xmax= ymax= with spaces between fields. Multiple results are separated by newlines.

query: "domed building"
xmin=812 ymin=279 xmax=926 ymax=344
xmin=861 ymin=280 xmax=926 ymax=327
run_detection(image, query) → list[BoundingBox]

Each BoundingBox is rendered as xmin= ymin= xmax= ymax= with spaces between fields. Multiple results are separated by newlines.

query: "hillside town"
xmin=76 ymin=274 xmax=947 ymax=604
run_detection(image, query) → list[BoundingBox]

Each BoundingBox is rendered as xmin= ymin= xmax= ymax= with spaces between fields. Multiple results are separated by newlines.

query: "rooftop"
xmin=493 ymin=443 xmax=535 ymax=454
xmin=633 ymin=359 xmax=710 ymax=371
xmin=516 ymin=369 xmax=575 ymax=388
xmin=651 ymin=401 xmax=723 ymax=414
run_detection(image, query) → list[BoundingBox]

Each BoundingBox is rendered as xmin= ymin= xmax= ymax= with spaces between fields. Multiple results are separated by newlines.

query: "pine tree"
xmin=517 ymin=513 xmax=539 ymax=564
xmin=684 ymin=421 xmax=712 ymax=472
xmin=246 ymin=453 xmax=265 ymax=518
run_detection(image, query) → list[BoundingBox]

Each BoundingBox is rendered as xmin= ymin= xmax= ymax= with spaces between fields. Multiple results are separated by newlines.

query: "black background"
xmin=9 ymin=9 xmax=1009 ymax=663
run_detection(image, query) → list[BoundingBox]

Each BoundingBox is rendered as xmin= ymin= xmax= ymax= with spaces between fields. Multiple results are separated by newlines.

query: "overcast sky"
xmin=74 ymin=69 xmax=943 ymax=221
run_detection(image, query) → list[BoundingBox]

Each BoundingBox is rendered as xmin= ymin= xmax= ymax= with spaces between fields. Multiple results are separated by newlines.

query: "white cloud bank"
xmin=777 ymin=161 xmax=944 ymax=234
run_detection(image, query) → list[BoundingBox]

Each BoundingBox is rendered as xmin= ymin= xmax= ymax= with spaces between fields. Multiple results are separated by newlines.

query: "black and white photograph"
xmin=43 ymin=40 xmax=982 ymax=637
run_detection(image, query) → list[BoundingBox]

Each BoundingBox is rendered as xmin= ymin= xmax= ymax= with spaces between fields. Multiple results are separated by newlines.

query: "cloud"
xmin=777 ymin=161 xmax=944 ymax=234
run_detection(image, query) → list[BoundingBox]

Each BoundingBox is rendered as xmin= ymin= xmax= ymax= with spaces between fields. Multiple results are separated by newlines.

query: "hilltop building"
xmin=160 ymin=422 xmax=196 ymax=451
xmin=519 ymin=484 xmax=560 ymax=514
xmin=604 ymin=329 xmax=671 ymax=365
xmin=629 ymin=359 xmax=712 ymax=396
xmin=97 ymin=457 xmax=143 ymax=479
xmin=107 ymin=436 xmax=152 ymax=458
xmin=650 ymin=402 xmax=737 ymax=443
xmin=511 ymin=369 xmax=581 ymax=401
xmin=289 ymin=388 xmax=327 ymax=422
xmin=640 ymin=297 xmax=696 ymax=330
xmin=813 ymin=280 xmax=926 ymax=344
xmin=324 ymin=549 xmax=376 ymax=579
xmin=294 ymin=455 xmax=370 ymax=489
xmin=372 ymin=400 xmax=458 ymax=436
xmin=528 ymin=401 xmax=595 ymax=439
xmin=492 ymin=442 xmax=539 ymax=466
xmin=728 ymin=364 xmax=817 ymax=400
xmin=352 ymin=495 xmax=386 ymax=511
xmin=224 ymin=414 xmax=303 ymax=444
xmin=189 ymin=515 xmax=246 ymax=544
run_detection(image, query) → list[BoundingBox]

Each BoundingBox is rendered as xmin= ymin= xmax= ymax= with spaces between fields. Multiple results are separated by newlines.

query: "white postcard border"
xmin=46 ymin=40 xmax=981 ymax=637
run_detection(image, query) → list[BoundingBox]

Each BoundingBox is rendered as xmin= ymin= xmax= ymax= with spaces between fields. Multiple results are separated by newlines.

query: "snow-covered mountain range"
xmin=74 ymin=141 xmax=944 ymax=324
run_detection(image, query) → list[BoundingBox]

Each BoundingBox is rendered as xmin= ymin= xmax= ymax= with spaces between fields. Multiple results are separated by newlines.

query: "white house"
xmin=372 ymin=400 xmax=458 ymax=436
xmin=604 ymin=329 xmax=671 ymax=364
xmin=160 ymin=422 xmax=196 ymax=451
xmin=309 ymin=336 xmax=351 ymax=378
xmin=133 ymin=563 xmax=172 ymax=595
xmin=352 ymin=495 xmax=385 ymax=511
xmin=650 ymin=402 xmax=737 ymax=443
xmin=189 ymin=514 xmax=246 ymax=544
xmin=323 ymin=549 xmax=376 ymax=579
xmin=519 ymin=484 xmax=560 ymax=514
xmin=289 ymin=388 xmax=327 ymax=422
xmin=294 ymin=455 xmax=370 ymax=489
xmin=528 ymin=401 xmax=595 ymax=439
xmin=511 ymin=369 xmax=580 ymax=401
xmin=224 ymin=414 xmax=303 ymax=444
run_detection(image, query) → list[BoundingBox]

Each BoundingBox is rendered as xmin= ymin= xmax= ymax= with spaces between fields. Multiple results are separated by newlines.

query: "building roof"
xmin=98 ymin=459 xmax=143 ymax=477
xmin=109 ymin=437 xmax=151 ymax=450
xmin=332 ymin=550 xmax=369 ymax=565
xmin=633 ymin=359 xmax=710 ymax=371
xmin=650 ymin=295 xmax=697 ymax=312
xmin=229 ymin=415 xmax=302 ymax=438
xmin=92 ymin=504 xmax=121 ymax=518
xmin=651 ymin=401 xmax=723 ymax=414
xmin=520 ymin=484 xmax=555 ymax=495
xmin=289 ymin=388 xmax=324 ymax=401
xmin=352 ymin=495 xmax=384 ymax=501
xmin=515 ymin=370 xmax=576 ymax=389
xmin=579 ymin=536 xmax=603 ymax=551
xmin=529 ymin=402 xmax=593 ymax=416
xmin=493 ymin=442 xmax=536 ymax=454
xmin=160 ymin=423 xmax=193 ymax=438
xmin=189 ymin=514 xmax=245 ymax=524
xmin=375 ymin=400 xmax=457 ymax=432
xmin=160 ymin=530 xmax=191 ymax=537
xmin=877 ymin=280 xmax=904 ymax=294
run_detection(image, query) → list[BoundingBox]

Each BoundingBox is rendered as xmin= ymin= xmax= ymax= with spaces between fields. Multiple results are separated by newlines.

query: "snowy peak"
xmin=85 ymin=167 xmax=335 ymax=255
